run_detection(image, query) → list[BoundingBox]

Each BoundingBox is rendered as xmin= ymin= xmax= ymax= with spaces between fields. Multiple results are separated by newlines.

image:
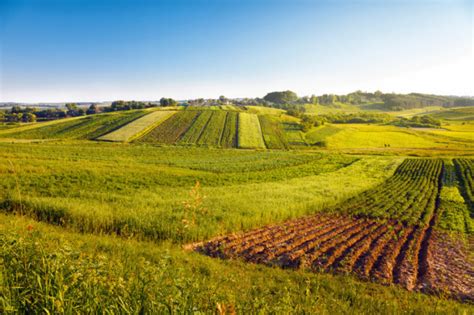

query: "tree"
xmin=160 ymin=98 xmax=178 ymax=107
xmin=263 ymin=90 xmax=298 ymax=104
xmin=22 ymin=112 xmax=36 ymax=123
xmin=219 ymin=95 xmax=228 ymax=105
xmin=86 ymin=104 xmax=99 ymax=115
xmin=310 ymin=94 xmax=319 ymax=105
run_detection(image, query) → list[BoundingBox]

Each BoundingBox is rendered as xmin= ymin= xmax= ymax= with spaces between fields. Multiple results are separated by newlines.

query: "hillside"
xmin=1 ymin=105 xmax=473 ymax=154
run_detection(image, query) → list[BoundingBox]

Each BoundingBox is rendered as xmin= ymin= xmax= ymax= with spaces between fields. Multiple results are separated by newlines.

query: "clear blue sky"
xmin=0 ymin=0 xmax=472 ymax=102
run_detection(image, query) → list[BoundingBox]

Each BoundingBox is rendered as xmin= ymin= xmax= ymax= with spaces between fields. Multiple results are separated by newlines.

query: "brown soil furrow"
xmin=371 ymin=225 xmax=415 ymax=284
xmin=353 ymin=223 xmax=404 ymax=278
xmin=393 ymin=226 xmax=426 ymax=290
xmin=222 ymin=215 xmax=323 ymax=250
xmin=310 ymin=221 xmax=380 ymax=270
xmin=243 ymin=216 xmax=346 ymax=263
xmin=421 ymin=230 xmax=474 ymax=301
xmin=332 ymin=223 xmax=390 ymax=273
xmin=226 ymin=216 xmax=335 ymax=256
xmin=273 ymin=219 xmax=363 ymax=268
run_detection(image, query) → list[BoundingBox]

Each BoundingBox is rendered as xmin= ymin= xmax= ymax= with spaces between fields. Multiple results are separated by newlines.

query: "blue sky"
xmin=0 ymin=0 xmax=472 ymax=102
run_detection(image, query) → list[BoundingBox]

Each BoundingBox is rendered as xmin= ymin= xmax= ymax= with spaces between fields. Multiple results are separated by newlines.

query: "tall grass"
xmin=0 ymin=142 xmax=402 ymax=242
xmin=1 ymin=214 xmax=470 ymax=314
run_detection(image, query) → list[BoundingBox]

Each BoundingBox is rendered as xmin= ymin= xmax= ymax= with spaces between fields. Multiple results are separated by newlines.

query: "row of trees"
xmin=1 ymin=103 xmax=101 ymax=123
xmin=260 ymin=90 xmax=474 ymax=111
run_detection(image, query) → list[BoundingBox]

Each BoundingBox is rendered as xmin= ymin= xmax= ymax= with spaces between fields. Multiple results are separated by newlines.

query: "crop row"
xmin=338 ymin=159 xmax=443 ymax=225
xmin=197 ymin=211 xmax=472 ymax=300
xmin=258 ymin=115 xmax=289 ymax=149
xmin=138 ymin=110 xmax=241 ymax=148
xmin=197 ymin=158 xmax=473 ymax=300
xmin=454 ymin=159 xmax=474 ymax=212
xmin=137 ymin=110 xmax=200 ymax=144
xmin=179 ymin=111 xmax=214 ymax=144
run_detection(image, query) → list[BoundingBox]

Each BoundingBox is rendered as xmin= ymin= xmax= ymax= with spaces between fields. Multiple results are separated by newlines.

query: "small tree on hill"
xmin=263 ymin=90 xmax=298 ymax=104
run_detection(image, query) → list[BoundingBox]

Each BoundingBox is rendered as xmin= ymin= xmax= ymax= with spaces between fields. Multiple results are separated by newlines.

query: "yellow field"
xmin=386 ymin=106 xmax=445 ymax=118
xmin=99 ymin=110 xmax=177 ymax=142
xmin=318 ymin=124 xmax=474 ymax=149
xmin=237 ymin=112 xmax=266 ymax=149
xmin=245 ymin=106 xmax=285 ymax=116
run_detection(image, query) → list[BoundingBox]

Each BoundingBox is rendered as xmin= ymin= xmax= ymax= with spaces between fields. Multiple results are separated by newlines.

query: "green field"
xmin=179 ymin=111 xmax=213 ymax=144
xmin=258 ymin=115 xmax=289 ymax=149
xmin=220 ymin=111 xmax=238 ymax=148
xmin=137 ymin=110 xmax=199 ymax=144
xmin=197 ymin=111 xmax=228 ymax=147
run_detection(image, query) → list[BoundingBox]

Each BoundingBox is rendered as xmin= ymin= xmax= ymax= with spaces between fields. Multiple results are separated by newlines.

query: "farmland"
xmin=198 ymin=159 xmax=473 ymax=301
xmin=237 ymin=112 xmax=266 ymax=149
xmin=98 ymin=110 xmax=177 ymax=142
xmin=1 ymin=105 xmax=473 ymax=313
xmin=0 ymin=110 xmax=148 ymax=140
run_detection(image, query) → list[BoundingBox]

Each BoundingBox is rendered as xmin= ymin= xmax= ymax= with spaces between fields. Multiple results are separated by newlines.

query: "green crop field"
xmin=98 ymin=110 xmax=177 ymax=142
xmin=197 ymin=111 xmax=228 ymax=146
xmin=220 ymin=111 xmax=238 ymax=148
xmin=137 ymin=110 xmax=199 ymax=144
xmin=237 ymin=112 xmax=266 ymax=149
xmin=258 ymin=115 xmax=289 ymax=149
xmin=179 ymin=110 xmax=213 ymax=144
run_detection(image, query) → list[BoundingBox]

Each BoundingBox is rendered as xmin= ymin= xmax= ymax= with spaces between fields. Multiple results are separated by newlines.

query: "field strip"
xmin=237 ymin=112 xmax=266 ymax=149
xmin=98 ymin=110 xmax=177 ymax=142
xmin=0 ymin=116 xmax=87 ymax=136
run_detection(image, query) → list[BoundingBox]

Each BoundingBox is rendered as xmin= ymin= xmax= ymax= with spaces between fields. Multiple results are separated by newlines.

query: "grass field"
xmin=304 ymin=103 xmax=361 ymax=115
xmin=237 ymin=112 xmax=266 ymax=149
xmin=98 ymin=110 xmax=177 ymax=142
xmin=283 ymin=122 xmax=307 ymax=147
xmin=0 ymin=142 xmax=402 ymax=242
xmin=314 ymin=124 xmax=474 ymax=149
xmin=431 ymin=107 xmax=474 ymax=121
xmin=305 ymin=125 xmax=341 ymax=146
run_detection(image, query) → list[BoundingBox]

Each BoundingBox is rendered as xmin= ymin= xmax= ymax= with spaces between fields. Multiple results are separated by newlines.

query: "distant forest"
xmin=1 ymin=91 xmax=473 ymax=123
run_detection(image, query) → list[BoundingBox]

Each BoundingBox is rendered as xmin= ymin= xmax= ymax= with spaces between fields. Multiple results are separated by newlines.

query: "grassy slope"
xmin=2 ymin=214 xmax=470 ymax=314
xmin=99 ymin=110 xmax=177 ymax=142
xmin=0 ymin=142 xmax=401 ymax=242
